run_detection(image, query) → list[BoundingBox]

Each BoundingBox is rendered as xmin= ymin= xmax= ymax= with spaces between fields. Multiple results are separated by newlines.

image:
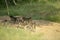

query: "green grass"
xmin=0 ymin=26 xmax=43 ymax=40
xmin=0 ymin=0 xmax=60 ymax=22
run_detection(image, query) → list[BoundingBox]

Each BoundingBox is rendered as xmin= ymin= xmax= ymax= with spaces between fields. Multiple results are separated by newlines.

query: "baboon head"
xmin=9 ymin=15 xmax=17 ymax=23
xmin=9 ymin=15 xmax=16 ymax=19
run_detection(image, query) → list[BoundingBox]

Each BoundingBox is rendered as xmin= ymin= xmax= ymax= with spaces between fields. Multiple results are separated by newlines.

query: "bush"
xmin=45 ymin=15 xmax=60 ymax=22
xmin=48 ymin=0 xmax=57 ymax=3
xmin=17 ymin=0 xmax=38 ymax=4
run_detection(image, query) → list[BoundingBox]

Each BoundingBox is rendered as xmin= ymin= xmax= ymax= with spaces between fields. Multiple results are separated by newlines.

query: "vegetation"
xmin=0 ymin=0 xmax=60 ymax=40
xmin=0 ymin=26 xmax=43 ymax=40
xmin=0 ymin=0 xmax=60 ymax=22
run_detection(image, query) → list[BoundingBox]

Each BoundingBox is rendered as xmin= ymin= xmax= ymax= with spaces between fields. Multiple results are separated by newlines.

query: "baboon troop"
xmin=0 ymin=15 xmax=36 ymax=31
xmin=9 ymin=16 xmax=32 ymax=24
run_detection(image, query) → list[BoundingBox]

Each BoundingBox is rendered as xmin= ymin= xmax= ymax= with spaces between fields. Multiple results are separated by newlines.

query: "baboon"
xmin=9 ymin=16 xmax=36 ymax=31
xmin=20 ymin=17 xmax=36 ymax=31
xmin=9 ymin=15 xmax=17 ymax=22
xmin=9 ymin=15 xmax=21 ymax=24
xmin=17 ymin=16 xmax=32 ymax=29
xmin=22 ymin=17 xmax=32 ymax=24
xmin=9 ymin=16 xmax=32 ymax=23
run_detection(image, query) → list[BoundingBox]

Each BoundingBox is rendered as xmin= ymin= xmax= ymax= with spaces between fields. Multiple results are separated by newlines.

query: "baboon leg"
xmin=30 ymin=22 xmax=36 ymax=32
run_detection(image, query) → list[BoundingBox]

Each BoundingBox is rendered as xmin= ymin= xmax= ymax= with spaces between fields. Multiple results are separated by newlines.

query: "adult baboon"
xmin=17 ymin=17 xmax=31 ymax=27
xmin=9 ymin=15 xmax=17 ymax=23
xmin=17 ymin=16 xmax=32 ymax=29
xmin=22 ymin=17 xmax=32 ymax=24
xmin=21 ymin=17 xmax=36 ymax=31
xmin=9 ymin=15 xmax=24 ymax=24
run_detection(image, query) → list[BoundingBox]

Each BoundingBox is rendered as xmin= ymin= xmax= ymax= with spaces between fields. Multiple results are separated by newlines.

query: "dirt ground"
xmin=34 ymin=20 xmax=60 ymax=40
xmin=0 ymin=16 xmax=60 ymax=40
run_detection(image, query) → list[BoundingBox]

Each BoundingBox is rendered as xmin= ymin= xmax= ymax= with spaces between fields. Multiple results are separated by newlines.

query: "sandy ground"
xmin=34 ymin=21 xmax=60 ymax=40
